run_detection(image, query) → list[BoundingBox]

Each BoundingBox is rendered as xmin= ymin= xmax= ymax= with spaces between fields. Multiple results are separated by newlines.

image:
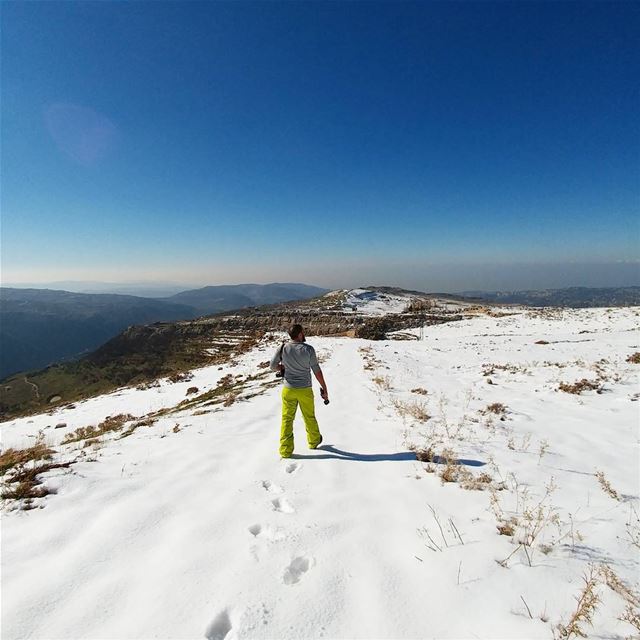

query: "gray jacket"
xmin=270 ymin=341 xmax=320 ymax=389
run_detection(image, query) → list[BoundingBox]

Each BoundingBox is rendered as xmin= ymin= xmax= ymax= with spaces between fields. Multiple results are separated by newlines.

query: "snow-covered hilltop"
xmin=322 ymin=286 xmax=481 ymax=316
xmin=1 ymin=304 xmax=639 ymax=639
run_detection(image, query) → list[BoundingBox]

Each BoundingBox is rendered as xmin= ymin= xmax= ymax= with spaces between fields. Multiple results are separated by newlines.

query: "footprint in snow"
xmin=271 ymin=497 xmax=295 ymax=514
xmin=285 ymin=461 xmax=299 ymax=474
xmin=282 ymin=555 xmax=312 ymax=585
xmin=248 ymin=524 xmax=285 ymax=540
xmin=205 ymin=609 xmax=232 ymax=640
xmin=261 ymin=480 xmax=283 ymax=494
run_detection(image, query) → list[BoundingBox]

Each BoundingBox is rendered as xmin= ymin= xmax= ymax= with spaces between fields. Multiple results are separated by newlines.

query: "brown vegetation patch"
xmin=558 ymin=379 xmax=603 ymax=394
xmin=392 ymin=398 xmax=430 ymax=422
xmin=0 ymin=441 xmax=54 ymax=475
xmin=63 ymin=413 xmax=135 ymax=444
xmin=626 ymin=352 xmax=640 ymax=364
xmin=2 ymin=458 xmax=72 ymax=505
xmin=415 ymin=447 xmax=435 ymax=463
xmin=484 ymin=402 xmax=507 ymax=415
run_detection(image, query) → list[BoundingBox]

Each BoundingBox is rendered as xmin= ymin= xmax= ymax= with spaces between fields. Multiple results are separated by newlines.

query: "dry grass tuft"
xmin=0 ymin=441 xmax=54 ymax=475
xmin=599 ymin=564 xmax=640 ymax=608
xmin=595 ymin=470 xmax=621 ymax=501
xmin=555 ymin=566 xmax=601 ymax=639
xmin=392 ymin=398 xmax=430 ymax=422
xmin=497 ymin=519 xmax=517 ymax=536
xmin=626 ymin=352 xmax=640 ymax=364
xmin=482 ymin=362 xmax=527 ymax=376
xmin=372 ymin=375 xmax=392 ymax=390
xmin=415 ymin=447 xmax=435 ymax=463
xmin=223 ymin=393 xmax=237 ymax=407
xmin=168 ymin=371 xmax=194 ymax=383
xmin=458 ymin=470 xmax=494 ymax=491
xmin=1 ymin=433 xmax=72 ymax=505
xmin=439 ymin=448 xmax=459 ymax=483
xmin=484 ymin=402 xmax=507 ymax=416
xmin=411 ymin=387 xmax=428 ymax=395
xmin=63 ymin=414 xmax=135 ymax=444
xmin=558 ymin=379 xmax=603 ymax=394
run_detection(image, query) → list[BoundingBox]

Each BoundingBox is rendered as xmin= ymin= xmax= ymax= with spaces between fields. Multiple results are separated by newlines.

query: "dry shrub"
xmin=555 ymin=566 xmax=601 ymax=639
xmin=439 ymin=448 xmax=459 ymax=483
xmin=599 ymin=565 xmax=640 ymax=608
xmin=482 ymin=363 xmax=525 ymax=376
xmin=186 ymin=386 xmax=199 ymax=395
xmin=484 ymin=402 xmax=507 ymax=415
xmin=63 ymin=414 xmax=135 ymax=444
xmin=596 ymin=565 xmax=640 ymax=636
xmin=595 ymin=470 xmax=621 ymax=501
xmin=0 ymin=441 xmax=54 ymax=475
xmin=626 ymin=352 xmax=640 ymax=364
xmin=497 ymin=519 xmax=517 ymax=536
xmin=411 ymin=387 xmax=428 ymax=395
xmin=408 ymin=401 xmax=430 ymax=422
xmin=168 ymin=371 xmax=193 ymax=383
xmin=393 ymin=398 xmax=430 ymax=422
xmin=223 ymin=393 xmax=237 ymax=407
xmin=1 ymin=481 xmax=50 ymax=502
xmin=458 ymin=469 xmax=493 ymax=491
xmin=372 ymin=375 xmax=392 ymax=390
xmin=2 ymin=454 xmax=71 ymax=504
xmin=558 ymin=379 xmax=602 ymax=394
xmin=415 ymin=447 xmax=435 ymax=463
xmin=217 ymin=374 xmax=235 ymax=389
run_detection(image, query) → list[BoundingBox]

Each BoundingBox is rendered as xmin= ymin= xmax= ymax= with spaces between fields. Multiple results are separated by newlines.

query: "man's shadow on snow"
xmin=291 ymin=444 xmax=485 ymax=467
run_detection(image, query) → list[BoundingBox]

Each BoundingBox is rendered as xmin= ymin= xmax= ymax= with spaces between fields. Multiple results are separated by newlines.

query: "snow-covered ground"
xmin=341 ymin=288 xmax=412 ymax=315
xmin=1 ymin=306 xmax=639 ymax=639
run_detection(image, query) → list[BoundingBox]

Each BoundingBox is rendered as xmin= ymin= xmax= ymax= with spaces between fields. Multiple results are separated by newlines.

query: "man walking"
xmin=270 ymin=324 xmax=328 ymax=458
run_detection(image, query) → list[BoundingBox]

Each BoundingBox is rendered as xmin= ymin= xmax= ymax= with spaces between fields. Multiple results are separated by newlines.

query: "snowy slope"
xmin=342 ymin=288 xmax=411 ymax=315
xmin=1 ymin=307 xmax=639 ymax=639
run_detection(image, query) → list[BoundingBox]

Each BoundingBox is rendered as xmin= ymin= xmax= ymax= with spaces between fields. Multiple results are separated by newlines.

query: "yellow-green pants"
xmin=280 ymin=386 xmax=322 ymax=457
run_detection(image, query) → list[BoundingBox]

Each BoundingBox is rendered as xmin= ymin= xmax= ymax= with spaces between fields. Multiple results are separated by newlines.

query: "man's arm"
xmin=309 ymin=347 xmax=328 ymax=399
xmin=313 ymin=367 xmax=329 ymax=400
xmin=270 ymin=345 xmax=283 ymax=372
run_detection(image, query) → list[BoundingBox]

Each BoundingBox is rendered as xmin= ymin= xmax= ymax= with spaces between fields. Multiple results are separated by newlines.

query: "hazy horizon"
xmin=2 ymin=259 xmax=638 ymax=296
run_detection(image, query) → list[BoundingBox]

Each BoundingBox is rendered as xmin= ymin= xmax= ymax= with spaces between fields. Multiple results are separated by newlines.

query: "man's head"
xmin=288 ymin=323 xmax=305 ymax=342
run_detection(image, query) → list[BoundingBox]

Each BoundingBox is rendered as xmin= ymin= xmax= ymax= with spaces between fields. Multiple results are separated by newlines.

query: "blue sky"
xmin=2 ymin=1 xmax=638 ymax=291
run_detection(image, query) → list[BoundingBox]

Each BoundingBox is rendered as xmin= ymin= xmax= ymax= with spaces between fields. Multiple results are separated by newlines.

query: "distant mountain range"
xmin=459 ymin=286 xmax=640 ymax=307
xmin=1 ymin=283 xmax=636 ymax=382
xmin=0 ymin=283 xmax=327 ymax=378
xmin=162 ymin=283 xmax=327 ymax=314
